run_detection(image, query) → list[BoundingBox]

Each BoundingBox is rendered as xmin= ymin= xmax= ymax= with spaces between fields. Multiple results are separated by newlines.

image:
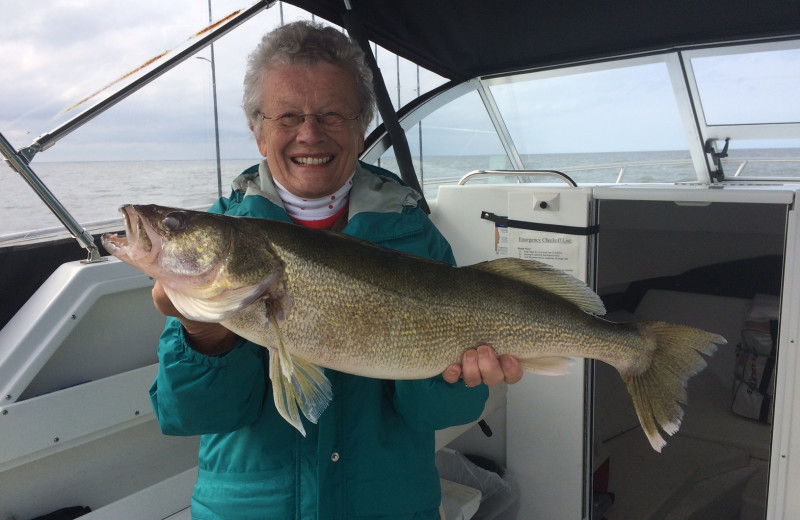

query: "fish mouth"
xmin=101 ymin=205 xmax=154 ymax=261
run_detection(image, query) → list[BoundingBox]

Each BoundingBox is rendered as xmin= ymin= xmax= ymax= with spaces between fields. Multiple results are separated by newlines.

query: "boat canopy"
xmin=290 ymin=0 xmax=800 ymax=80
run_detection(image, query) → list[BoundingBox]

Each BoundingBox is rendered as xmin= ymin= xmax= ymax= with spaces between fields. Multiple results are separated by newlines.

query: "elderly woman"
xmin=149 ymin=20 xmax=521 ymax=519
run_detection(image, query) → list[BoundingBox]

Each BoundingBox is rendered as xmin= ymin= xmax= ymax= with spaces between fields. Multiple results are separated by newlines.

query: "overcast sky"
xmin=0 ymin=0 xmax=450 ymax=164
xmin=1 ymin=0 xmax=798 ymax=165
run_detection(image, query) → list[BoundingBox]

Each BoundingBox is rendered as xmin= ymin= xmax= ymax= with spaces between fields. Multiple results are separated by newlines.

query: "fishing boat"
xmin=1 ymin=0 xmax=799 ymax=518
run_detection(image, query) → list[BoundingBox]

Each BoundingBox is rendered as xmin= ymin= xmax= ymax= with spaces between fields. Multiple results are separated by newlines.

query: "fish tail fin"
xmin=624 ymin=322 xmax=726 ymax=452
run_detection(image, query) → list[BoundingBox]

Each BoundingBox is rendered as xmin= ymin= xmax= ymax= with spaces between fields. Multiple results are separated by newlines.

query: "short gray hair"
xmin=243 ymin=20 xmax=376 ymax=135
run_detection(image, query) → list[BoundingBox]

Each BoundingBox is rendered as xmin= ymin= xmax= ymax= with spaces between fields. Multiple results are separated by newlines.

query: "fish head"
xmin=103 ymin=204 xmax=286 ymax=320
xmin=103 ymin=204 xmax=231 ymax=285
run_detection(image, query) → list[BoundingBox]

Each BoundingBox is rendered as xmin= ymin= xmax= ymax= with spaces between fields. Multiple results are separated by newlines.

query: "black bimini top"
xmin=289 ymin=0 xmax=800 ymax=80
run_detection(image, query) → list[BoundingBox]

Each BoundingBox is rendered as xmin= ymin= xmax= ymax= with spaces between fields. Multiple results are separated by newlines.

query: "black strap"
xmin=481 ymin=211 xmax=600 ymax=236
xmin=341 ymin=8 xmax=430 ymax=214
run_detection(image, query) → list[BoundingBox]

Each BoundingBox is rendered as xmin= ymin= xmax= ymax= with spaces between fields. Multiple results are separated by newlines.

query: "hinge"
xmin=704 ymin=138 xmax=730 ymax=182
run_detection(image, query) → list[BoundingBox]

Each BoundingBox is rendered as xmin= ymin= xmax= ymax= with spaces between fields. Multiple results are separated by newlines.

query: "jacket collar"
xmin=231 ymin=159 xmax=421 ymax=219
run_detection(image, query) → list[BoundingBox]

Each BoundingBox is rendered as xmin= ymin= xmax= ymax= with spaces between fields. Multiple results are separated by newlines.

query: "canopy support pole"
xmin=0 ymin=132 xmax=104 ymax=262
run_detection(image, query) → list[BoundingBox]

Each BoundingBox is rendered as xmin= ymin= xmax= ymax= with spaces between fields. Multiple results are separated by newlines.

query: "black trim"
xmin=0 ymin=234 xmax=117 ymax=330
xmin=759 ymin=319 xmax=779 ymax=422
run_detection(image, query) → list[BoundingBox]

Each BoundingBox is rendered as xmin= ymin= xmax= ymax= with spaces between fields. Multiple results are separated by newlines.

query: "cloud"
xmin=1 ymin=0 xmax=269 ymax=158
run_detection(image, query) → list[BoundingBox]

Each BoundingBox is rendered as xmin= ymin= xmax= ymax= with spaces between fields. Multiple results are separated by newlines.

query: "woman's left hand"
xmin=442 ymin=345 xmax=523 ymax=387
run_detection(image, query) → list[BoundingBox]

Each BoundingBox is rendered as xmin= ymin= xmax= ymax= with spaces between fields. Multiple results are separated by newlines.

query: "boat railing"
xmin=730 ymin=157 xmax=800 ymax=177
xmin=423 ymin=159 xmax=695 ymax=189
xmin=0 ymin=204 xmax=205 ymax=247
xmin=0 ymin=134 xmax=105 ymax=262
xmin=459 ymin=169 xmax=578 ymax=187
xmin=0 ymin=216 xmax=125 ymax=246
xmin=424 ymin=157 xmax=800 ymax=189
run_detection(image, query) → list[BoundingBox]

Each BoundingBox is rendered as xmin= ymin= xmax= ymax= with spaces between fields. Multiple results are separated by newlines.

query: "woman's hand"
xmin=442 ymin=345 xmax=523 ymax=387
xmin=152 ymin=280 xmax=239 ymax=356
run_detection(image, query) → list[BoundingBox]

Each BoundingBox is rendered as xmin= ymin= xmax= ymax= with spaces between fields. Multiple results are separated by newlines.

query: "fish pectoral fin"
xmin=163 ymin=283 xmax=264 ymax=322
xmin=269 ymin=349 xmax=332 ymax=436
xmin=269 ymin=349 xmax=305 ymax=436
xmin=471 ymin=258 xmax=606 ymax=315
xmin=519 ymin=356 xmax=575 ymax=376
xmin=163 ymin=271 xmax=283 ymax=322
xmin=268 ymin=308 xmax=294 ymax=379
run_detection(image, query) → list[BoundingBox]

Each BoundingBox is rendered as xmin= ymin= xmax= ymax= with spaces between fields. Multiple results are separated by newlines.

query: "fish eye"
xmin=162 ymin=211 xmax=187 ymax=232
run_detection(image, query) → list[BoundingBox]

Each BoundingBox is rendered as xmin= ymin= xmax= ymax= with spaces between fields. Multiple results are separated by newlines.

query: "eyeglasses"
xmin=259 ymin=111 xmax=360 ymax=130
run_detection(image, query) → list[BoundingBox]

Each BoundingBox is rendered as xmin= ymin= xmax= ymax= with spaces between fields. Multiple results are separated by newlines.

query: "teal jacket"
xmin=149 ymin=161 xmax=489 ymax=520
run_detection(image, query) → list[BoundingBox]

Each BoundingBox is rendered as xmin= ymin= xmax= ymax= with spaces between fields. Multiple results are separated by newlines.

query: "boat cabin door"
xmin=432 ymin=182 xmax=596 ymax=519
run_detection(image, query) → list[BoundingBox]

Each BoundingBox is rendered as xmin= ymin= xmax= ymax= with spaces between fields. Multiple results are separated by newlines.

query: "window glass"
xmin=488 ymin=62 xmax=696 ymax=184
xmin=368 ymin=44 xmax=448 ymax=134
xmin=373 ymin=91 xmax=509 ymax=200
xmin=717 ymin=139 xmax=800 ymax=179
xmin=691 ymin=46 xmax=800 ymax=179
xmin=692 ymin=48 xmax=800 ymax=125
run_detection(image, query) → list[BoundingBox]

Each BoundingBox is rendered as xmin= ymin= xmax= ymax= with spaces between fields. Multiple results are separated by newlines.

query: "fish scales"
xmin=103 ymin=204 xmax=726 ymax=450
xmin=234 ymin=234 xmax=613 ymax=378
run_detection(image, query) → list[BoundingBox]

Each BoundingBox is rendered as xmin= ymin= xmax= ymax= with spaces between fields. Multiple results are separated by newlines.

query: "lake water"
xmin=2 ymin=149 xmax=798 ymax=238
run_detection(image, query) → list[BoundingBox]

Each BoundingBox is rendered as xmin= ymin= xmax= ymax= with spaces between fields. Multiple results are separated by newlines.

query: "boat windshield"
xmin=372 ymin=42 xmax=800 ymax=198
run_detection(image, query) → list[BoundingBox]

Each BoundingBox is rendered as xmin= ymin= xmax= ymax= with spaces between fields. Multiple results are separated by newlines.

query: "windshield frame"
xmin=362 ymin=39 xmax=800 ymax=187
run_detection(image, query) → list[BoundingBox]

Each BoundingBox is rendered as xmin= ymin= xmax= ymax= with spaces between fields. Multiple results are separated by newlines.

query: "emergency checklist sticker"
xmin=502 ymin=190 xmax=592 ymax=282
xmin=508 ymin=229 xmax=581 ymax=277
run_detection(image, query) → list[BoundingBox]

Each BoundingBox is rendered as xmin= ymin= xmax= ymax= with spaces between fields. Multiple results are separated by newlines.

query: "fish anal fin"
xmin=470 ymin=258 xmax=606 ymax=315
xmin=519 ymin=356 xmax=575 ymax=376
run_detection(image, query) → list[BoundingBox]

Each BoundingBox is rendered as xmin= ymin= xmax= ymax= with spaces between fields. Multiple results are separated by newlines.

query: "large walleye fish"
xmin=102 ymin=204 xmax=725 ymax=451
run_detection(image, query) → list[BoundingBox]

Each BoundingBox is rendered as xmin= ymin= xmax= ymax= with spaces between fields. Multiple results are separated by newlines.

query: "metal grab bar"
xmin=0 ymin=132 xmax=104 ymax=262
xmin=458 ymin=169 xmax=578 ymax=187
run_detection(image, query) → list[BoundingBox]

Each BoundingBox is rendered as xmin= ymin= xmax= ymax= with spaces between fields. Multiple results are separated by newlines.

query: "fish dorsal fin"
xmin=267 ymin=309 xmax=332 ymax=436
xmin=470 ymin=257 xmax=606 ymax=315
xmin=163 ymin=271 xmax=282 ymax=322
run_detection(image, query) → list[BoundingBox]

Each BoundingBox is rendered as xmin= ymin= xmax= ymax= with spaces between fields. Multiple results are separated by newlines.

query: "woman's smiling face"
xmin=255 ymin=62 xmax=365 ymax=199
